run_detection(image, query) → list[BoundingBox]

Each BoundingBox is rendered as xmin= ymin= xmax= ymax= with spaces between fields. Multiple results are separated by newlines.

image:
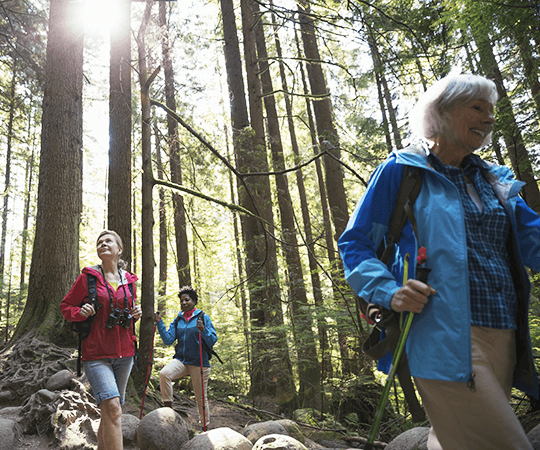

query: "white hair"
xmin=409 ymin=74 xmax=499 ymax=146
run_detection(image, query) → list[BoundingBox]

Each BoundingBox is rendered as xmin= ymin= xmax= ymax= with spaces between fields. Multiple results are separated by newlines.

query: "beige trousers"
xmin=160 ymin=359 xmax=211 ymax=425
xmin=415 ymin=326 xmax=532 ymax=450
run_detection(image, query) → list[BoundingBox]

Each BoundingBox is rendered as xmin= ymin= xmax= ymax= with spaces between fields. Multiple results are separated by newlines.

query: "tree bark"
xmin=474 ymin=30 xmax=540 ymax=213
xmin=11 ymin=0 xmax=84 ymax=344
xmin=253 ymin=1 xmax=320 ymax=408
xmin=108 ymin=0 xmax=132 ymax=266
xmin=273 ymin=12 xmax=333 ymax=381
xmin=134 ymin=0 xmax=157 ymax=392
xmin=296 ymin=9 xmax=356 ymax=375
xmin=159 ymin=1 xmax=191 ymax=289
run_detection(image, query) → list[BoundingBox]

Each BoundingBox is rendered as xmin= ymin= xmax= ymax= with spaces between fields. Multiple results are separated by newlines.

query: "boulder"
xmin=253 ymin=434 xmax=308 ymax=450
xmin=46 ymin=370 xmax=75 ymax=391
xmin=274 ymin=419 xmax=305 ymax=444
xmin=181 ymin=427 xmax=253 ymax=450
xmin=122 ymin=414 xmax=140 ymax=445
xmin=528 ymin=423 xmax=540 ymax=450
xmin=0 ymin=418 xmax=16 ymax=450
xmin=243 ymin=420 xmax=288 ymax=443
xmin=137 ymin=407 xmax=190 ymax=450
xmin=386 ymin=427 xmax=430 ymax=450
xmin=0 ymin=391 xmax=15 ymax=405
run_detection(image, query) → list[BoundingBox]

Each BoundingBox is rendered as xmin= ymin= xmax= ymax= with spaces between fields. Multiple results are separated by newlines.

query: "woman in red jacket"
xmin=61 ymin=230 xmax=141 ymax=450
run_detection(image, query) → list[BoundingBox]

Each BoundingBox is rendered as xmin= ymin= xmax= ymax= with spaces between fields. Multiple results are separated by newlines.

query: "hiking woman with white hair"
xmin=339 ymin=73 xmax=539 ymax=449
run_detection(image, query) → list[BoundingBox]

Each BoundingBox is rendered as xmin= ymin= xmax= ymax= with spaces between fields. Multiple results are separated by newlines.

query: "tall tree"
xmin=252 ymin=1 xmax=320 ymax=408
xmin=108 ymin=0 xmax=132 ymax=265
xmin=296 ymin=6 xmax=357 ymax=374
xmin=134 ymin=0 xmax=158 ymax=392
xmin=158 ymin=1 xmax=191 ymax=288
xmin=272 ymin=12 xmax=333 ymax=380
xmin=12 ymin=0 xmax=84 ymax=343
xmin=219 ymin=0 xmax=295 ymax=407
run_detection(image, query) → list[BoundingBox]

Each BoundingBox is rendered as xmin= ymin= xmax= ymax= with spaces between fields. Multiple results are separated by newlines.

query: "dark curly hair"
xmin=178 ymin=285 xmax=198 ymax=304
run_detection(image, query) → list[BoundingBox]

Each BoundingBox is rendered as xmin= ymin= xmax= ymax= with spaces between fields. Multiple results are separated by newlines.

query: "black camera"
xmin=118 ymin=308 xmax=133 ymax=329
xmin=105 ymin=308 xmax=123 ymax=329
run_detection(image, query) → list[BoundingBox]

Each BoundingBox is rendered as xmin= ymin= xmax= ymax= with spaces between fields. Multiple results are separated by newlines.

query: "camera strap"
xmin=100 ymin=266 xmax=129 ymax=319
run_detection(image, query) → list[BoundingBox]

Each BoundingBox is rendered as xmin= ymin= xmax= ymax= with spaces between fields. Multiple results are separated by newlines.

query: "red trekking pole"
xmin=199 ymin=330 xmax=207 ymax=431
xmin=139 ymin=321 xmax=157 ymax=419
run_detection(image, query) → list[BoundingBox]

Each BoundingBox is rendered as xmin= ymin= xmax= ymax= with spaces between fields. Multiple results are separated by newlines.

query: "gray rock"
xmin=122 ymin=414 xmax=140 ymax=444
xmin=253 ymin=434 xmax=308 ymax=450
xmin=243 ymin=420 xmax=288 ymax=443
xmin=274 ymin=419 xmax=305 ymax=444
xmin=528 ymin=423 xmax=540 ymax=450
xmin=386 ymin=427 xmax=430 ymax=450
xmin=46 ymin=370 xmax=75 ymax=391
xmin=0 ymin=391 xmax=15 ymax=405
xmin=137 ymin=407 xmax=189 ymax=450
xmin=181 ymin=427 xmax=253 ymax=450
xmin=36 ymin=389 xmax=58 ymax=404
xmin=0 ymin=418 xmax=16 ymax=450
xmin=0 ymin=407 xmax=22 ymax=418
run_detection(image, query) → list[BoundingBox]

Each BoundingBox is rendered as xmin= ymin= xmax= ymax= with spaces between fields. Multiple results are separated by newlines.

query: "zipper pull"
xmin=467 ymin=372 xmax=476 ymax=392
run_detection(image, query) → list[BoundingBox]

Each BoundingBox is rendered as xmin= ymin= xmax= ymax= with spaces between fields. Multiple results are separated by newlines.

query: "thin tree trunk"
xmin=155 ymin=124 xmax=168 ymax=313
xmin=253 ymin=1 xmax=320 ymax=408
xmin=0 ymin=58 xmax=16 ymax=310
xmin=134 ymin=0 xmax=157 ymax=393
xmin=159 ymin=1 xmax=191 ymax=288
xmin=295 ymin=13 xmax=356 ymax=375
xmin=108 ymin=0 xmax=132 ymax=265
xmin=273 ymin=12 xmax=333 ymax=380
xmin=240 ymin=0 xmax=296 ymax=407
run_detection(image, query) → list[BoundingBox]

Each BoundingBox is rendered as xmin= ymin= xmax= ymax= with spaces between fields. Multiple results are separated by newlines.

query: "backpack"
xmin=171 ymin=311 xmax=223 ymax=364
xmin=71 ymin=274 xmax=135 ymax=376
xmin=357 ymin=165 xmax=426 ymax=423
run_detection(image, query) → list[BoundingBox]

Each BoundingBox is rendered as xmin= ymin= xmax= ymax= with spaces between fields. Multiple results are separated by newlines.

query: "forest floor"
xmin=8 ymin=393 xmax=351 ymax=450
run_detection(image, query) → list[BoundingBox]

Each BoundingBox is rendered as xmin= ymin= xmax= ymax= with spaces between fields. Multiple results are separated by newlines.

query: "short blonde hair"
xmin=409 ymin=73 xmax=498 ymax=146
xmin=96 ymin=230 xmax=127 ymax=270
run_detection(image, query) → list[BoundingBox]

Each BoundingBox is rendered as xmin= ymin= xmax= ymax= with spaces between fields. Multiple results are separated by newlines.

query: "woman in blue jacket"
xmin=154 ymin=285 xmax=217 ymax=429
xmin=339 ymin=74 xmax=540 ymax=449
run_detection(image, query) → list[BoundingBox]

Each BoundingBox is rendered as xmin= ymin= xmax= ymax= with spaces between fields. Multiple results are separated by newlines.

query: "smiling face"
xmin=180 ymin=293 xmax=196 ymax=312
xmin=96 ymin=233 xmax=122 ymax=263
xmin=445 ymin=98 xmax=495 ymax=155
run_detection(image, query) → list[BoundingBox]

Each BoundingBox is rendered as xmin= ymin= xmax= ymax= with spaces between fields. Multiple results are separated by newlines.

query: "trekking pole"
xmin=199 ymin=330 xmax=207 ymax=431
xmin=364 ymin=263 xmax=430 ymax=450
xmin=139 ymin=321 xmax=157 ymax=419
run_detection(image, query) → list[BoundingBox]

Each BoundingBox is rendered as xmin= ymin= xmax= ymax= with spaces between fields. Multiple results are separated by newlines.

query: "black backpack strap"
xmin=197 ymin=311 xmax=224 ymax=364
xmin=360 ymin=165 xmax=425 ymax=422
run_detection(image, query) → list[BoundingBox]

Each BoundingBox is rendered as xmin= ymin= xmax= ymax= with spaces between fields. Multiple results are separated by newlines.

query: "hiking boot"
xmin=163 ymin=401 xmax=173 ymax=408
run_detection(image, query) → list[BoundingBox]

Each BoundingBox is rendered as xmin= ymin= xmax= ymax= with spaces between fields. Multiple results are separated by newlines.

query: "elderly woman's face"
xmin=446 ymin=99 xmax=495 ymax=153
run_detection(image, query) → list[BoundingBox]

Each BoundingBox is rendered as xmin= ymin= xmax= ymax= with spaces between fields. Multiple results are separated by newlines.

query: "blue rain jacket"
xmin=338 ymin=144 xmax=540 ymax=398
xmin=157 ymin=309 xmax=218 ymax=367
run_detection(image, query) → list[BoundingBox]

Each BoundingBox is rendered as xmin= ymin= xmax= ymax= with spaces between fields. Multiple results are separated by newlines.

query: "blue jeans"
xmin=84 ymin=357 xmax=133 ymax=405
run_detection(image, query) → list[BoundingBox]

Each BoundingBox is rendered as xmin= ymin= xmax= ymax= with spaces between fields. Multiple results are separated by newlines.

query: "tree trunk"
xmin=273 ymin=12 xmax=333 ymax=381
xmin=11 ymin=0 xmax=84 ymax=345
xmin=134 ymin=0 xmax=157 ymax=393
xmin=108 ymin=0 xmax=132 ymax=266
xmin=220 ymin=0 xmax=296 ymax=408
xmin=155 ymin=125 xmax=168 ymax=313
xmin=253 ymin=1 xmax=320 ymax=408
xmin=296 ymin=11 xmax=357 ymax=375
xmin=0 ymin=58 xmax=16 ymax=307
xmin=159 ymin=1 xmax=191 ymax=288
xmin=474 ymin=30 xmax=540 ymax=213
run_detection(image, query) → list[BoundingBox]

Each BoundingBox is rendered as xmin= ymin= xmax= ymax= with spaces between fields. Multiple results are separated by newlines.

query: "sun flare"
xmin=71 ymin=0 xmax=127 ymax=39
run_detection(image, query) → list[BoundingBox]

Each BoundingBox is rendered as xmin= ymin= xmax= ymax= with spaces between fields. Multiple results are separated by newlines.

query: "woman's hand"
xmin=390 ymin=279 xmax=436 ymax=314
xmin=197 ymin=317 xmax=205 ymax=332
xmin=131 ymin=305 xmax=142 ymax=321
xmin=154 ymin=311 xmax=162 ymax=323
xmin=79 ymin=303 xmax=96 ymax=318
